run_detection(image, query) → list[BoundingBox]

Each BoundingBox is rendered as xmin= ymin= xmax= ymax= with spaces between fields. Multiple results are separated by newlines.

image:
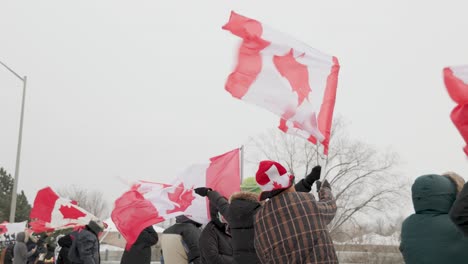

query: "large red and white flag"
xmin=224 ymin=12 xmax=340 ymax=154
xmin=29 ymin=187 xmax=97 ymax=232
xmin=111 ymin=148 xmax=241 ymax=248
xmin=444 ymin=65 xmax=468 ymax=156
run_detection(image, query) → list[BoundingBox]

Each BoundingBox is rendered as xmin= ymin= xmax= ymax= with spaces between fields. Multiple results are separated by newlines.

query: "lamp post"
xmin=0 ymin=60 xmax=27 ymax=223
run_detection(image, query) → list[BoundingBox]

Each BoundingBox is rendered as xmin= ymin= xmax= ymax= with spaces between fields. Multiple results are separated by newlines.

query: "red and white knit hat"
xmin=256 ymin=160 xmax=294 ymax=200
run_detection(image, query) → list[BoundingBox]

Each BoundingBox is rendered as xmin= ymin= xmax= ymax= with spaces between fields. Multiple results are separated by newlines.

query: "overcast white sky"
xmin=1 ymin=1 xmax=467 ymax=215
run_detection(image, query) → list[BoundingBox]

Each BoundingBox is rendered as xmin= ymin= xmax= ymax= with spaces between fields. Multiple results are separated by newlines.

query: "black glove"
xmin=305 ymin=165 xmax=321 ymax=185
xmin=194 ymin=187 xmax=212 ymax=197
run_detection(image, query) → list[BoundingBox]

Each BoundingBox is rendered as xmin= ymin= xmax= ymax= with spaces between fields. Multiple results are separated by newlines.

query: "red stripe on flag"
xmin=206 ymin=148 xmax=241 ymax=200
xmin=317 ymin=56 xmax=340 ymax=155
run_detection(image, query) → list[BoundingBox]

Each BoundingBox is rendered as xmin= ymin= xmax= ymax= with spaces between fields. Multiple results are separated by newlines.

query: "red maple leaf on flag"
xmin=274 ymin=49 xmax=311 ymax=106
xmin=273 ymin=181 xmax=284 ymax=189
xmin=166 ymin=183 xmax=195 ymax=214
xmin=59 ymin=205 xmax=86 ymax=219
xmin=0 ymin=223 xmax=7 ymax=235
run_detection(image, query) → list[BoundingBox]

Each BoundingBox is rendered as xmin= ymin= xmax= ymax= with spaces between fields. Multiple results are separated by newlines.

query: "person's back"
xmin=199 ymin=202 xmax=233 ymax=264
xmin=400 ymin=174 xmax=468 ymax=264
xmin=14 ymin=232 xmax=36 ymax=264
xmin=254 ymin=186 xmax=337 ymax=263
xmin=161 ymin=216 xmax=201 ymax=264
xmin=69 ymin=220 xmax=104 ymax=264
xmin=57 ymin=234 xmax=72 ymax=264
xmin=120 ymin=226 xmax=158 ymax=264
xmin=4 ymin=243 xmax=15 ymax=264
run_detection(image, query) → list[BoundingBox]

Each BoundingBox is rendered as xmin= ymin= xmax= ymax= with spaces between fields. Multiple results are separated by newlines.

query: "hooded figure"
xmin=120 ymin=226 xmax=158 ymax=264
xmin=400 ymin=174 xmax=468 ymax=263
xmin=199 ymin=200 xmax=234 ymax=264
xmin=13 ymin=232 xmax=36 ymax=264
xmin=161 ymin=216 xmax=202 ymax=264
xmin=57 ymin=234 xmax=73 ymax=264
xmin=69 ymin=220 xmax=104 ymax=264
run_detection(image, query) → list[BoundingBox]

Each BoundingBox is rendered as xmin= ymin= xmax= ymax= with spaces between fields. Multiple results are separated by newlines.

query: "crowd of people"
xmin=3 ymin=160 xmax=468 ymax=263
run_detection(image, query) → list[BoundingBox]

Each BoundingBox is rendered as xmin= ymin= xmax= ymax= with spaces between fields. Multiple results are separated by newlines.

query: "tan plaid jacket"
xmin=254 ymin=187 xmax=338 ymax=264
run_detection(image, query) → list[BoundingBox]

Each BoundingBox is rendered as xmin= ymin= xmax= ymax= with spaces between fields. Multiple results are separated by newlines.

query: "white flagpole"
xmin=240 ymin=145 xmax=244 ymax=183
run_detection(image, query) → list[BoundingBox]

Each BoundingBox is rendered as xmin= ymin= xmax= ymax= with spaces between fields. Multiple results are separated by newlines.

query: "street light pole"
xmin=0 ymin=60 xmax=27 ymax=223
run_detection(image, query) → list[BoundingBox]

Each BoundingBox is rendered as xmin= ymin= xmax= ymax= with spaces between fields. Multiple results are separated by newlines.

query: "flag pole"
xmin=240 ymin=145 xmax=244 ymax=183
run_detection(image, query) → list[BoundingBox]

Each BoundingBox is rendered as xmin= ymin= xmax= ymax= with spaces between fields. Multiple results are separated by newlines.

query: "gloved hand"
xmin=316 ymin=179 xmax=330 ymax=192
xmin=194 ymin=187 xmax=212 ymax=197
xmin=305 ymin=165 xmax=321 ymax=185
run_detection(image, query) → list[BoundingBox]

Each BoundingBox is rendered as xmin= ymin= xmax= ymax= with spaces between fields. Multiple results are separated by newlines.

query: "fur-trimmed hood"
xmin=443 ymin=172 xmax=465 ymax=195
xmin=229 ymin=191 xmax=260 ymax=203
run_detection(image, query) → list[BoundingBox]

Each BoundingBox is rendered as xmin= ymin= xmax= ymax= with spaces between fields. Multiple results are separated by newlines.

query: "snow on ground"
xmin=337 ymin=232 xmax=400 ymax=246
xmin=100 ymin=244 xmax=124 ymax=252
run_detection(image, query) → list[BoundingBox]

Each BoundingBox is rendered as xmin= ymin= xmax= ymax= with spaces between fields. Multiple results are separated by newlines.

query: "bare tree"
xmin=58 ymin=185 xmax=109 ymax=219
xmin=246 ymin=117 xmax=408 ymax=236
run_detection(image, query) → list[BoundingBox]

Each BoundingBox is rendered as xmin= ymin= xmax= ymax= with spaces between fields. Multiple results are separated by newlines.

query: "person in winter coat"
xmin=253 ymin=161 xmax=337 ymax=263
xmin=4 ymin=242 xmax=15 ymax=264
xmin=120 ymin=226 xmax=158 ymax=264
xmin=13 ymin=232 xmax=37 ymax=264
xmin=161 ymin=215 xmax=202 ymax=264
xmin=449 ymin=173 xmax=468 ymax=236
xmin=199 ymin=201 xmax=233 ymax=264
xmin=195 ymin=163 xmax=322 ymax=264
xmin=68 ymin=220 xmax=104 ymax=264
xmin=400 ymin=174 xmax=468 ymax=264
xmin=57 ymin=234 xmax=73 ymax=264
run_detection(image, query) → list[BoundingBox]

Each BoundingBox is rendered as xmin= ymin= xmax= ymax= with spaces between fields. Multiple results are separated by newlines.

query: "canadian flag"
xmin=224 ymin=12 xmax=340 ymax=154
xmin=29 ymin=187 xmax=97 ymax=232
xmin=112 ymin=148 xmax=241 ymax=249
xmin=0 ymin=221 xmax=27 ymax=236
xmin=444 ymin=66 xmax=468 ymax=156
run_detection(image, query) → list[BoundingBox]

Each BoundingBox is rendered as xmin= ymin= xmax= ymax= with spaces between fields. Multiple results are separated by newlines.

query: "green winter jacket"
xmin=400 ymin=174 xmax=468 ymax=264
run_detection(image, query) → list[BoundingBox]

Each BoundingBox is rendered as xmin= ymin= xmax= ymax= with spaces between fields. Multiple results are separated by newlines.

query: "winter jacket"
xmin=4 ymin=243 xmax=15 ymax=264
xmin=13 ymin=232 xmax=35 ymax=264
xmin=207 ymin=179 xmax=314 ymax=264
xmin=400 ymin=174 xmax=468 ymax=264
xmin=120 ymin=226 xmax=158 ymax=264
xmin=254 ymin=186 xmax=338 ymax=263
xmin=450 ymin=182 xmax=468 ymax=236
xmin=207 ymin=191 xmax=261 ymax=263
xmin=199 ymin=203 xmax=234 ymax=264
xmin=162 ymin=221 xmax=201 ymax=264
xmin=69 ymin=228 xmax=100 ymax=264
xmin=57 ymin=234 xmax=73 ymax=264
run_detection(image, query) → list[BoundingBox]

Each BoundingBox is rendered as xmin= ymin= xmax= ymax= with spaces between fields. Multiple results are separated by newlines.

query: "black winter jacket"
xmin=450 ymin=182 xmax=468 ymax=236
xmin=120 ymin=226 xmax=158 ymax=264
xmin=57 ymin=234 xmax=72 ymax=264
xmin=200 ymin=203 xmax=233 ymax=264
xmin=163 ymin=221 xmax=201 ymax=264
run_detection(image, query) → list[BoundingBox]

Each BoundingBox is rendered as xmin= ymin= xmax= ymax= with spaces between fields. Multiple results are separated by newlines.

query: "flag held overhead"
xmin=223 ymin=11 xmax=340 ymax=154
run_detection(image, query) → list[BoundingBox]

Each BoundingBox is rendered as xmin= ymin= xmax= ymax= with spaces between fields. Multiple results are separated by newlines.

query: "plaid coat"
xmin=254 ymin=187 xmax=338 ymax=264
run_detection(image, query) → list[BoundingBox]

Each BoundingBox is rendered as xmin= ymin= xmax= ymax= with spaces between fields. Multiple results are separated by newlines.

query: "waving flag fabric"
xmin=0 ymin=221 xmax=27 ymax=236
xmin=444 ymin=65 xmax=468 ymax=156
xmin=29 ymin=187 xmax=97 ymax=232
xmin=223 ymin=11 xmax=340 ymax=154
xmin=111 ymin=190 xmax=163 ymax=250
xmin=111 ymin=148 xmax=241 ymax=248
